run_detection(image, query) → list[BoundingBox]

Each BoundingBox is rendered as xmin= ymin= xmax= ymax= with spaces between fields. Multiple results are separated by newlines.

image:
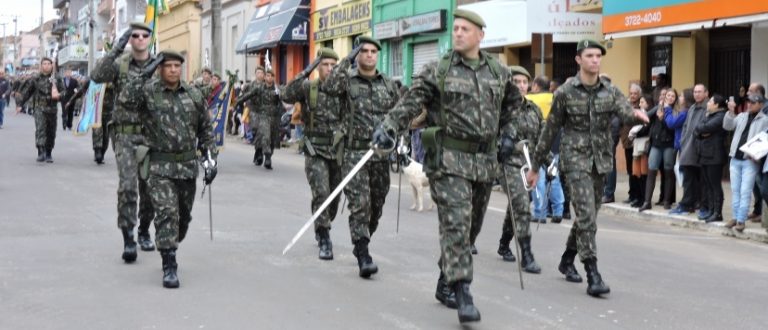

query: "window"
xmin=389 ymin=40 xmax=403 ymax=80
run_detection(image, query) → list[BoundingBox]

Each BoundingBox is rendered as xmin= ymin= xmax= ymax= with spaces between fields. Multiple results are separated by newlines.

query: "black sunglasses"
xmin=132 ymin=33 xmax=150 ymax=39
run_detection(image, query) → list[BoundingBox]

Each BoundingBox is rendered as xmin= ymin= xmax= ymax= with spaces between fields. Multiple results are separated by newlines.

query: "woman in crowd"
xmin=631 ymin=94 xmax=653 ymax=211
xmin=694 ymin=94 xmax=728 ymax=222
xmin=640 ymin=90 xmax=677 ymax=211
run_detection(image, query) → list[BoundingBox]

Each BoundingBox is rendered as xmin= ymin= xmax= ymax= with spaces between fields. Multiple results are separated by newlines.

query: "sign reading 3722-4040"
xmin=313 ymin=0 xmax=371 ymax=42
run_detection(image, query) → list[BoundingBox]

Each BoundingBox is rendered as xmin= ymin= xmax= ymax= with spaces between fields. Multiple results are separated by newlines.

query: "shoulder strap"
xmin=118 ymin=53 xmax=132 ymax=86
xmin=436 ymin=51 xmax=454 ymax=127
xmin=308 ymin=79 xmax=319 ymax=131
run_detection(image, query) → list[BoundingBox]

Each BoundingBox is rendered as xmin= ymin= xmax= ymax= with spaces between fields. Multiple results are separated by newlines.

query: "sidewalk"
xmin=601 ymin=172 xmax=768 ymax=244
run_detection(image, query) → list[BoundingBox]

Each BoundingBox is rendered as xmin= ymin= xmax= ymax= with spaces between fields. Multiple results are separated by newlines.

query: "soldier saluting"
xmin=525 ymin=39 xmax=649 ymax=297
xmin=122 ymin=50 xmax=217 ymax=288
xmin=281 ymin=48 xmax=344 ymax=260
xmin=373 ymin=9 xmax=521 ymax=323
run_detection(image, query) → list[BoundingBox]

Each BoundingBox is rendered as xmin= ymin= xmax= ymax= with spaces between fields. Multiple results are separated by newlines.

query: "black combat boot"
xmin=470 ymin=244 xmax=478 ymax=255
xmin=496 ymin=232 xmax=516 ymax=262
xmin=317 ymin=228 xmax=333 ymax=260
xmin=453 ymin=281 xmax=481 ymax=323
xmin=263 ymin=153 xmax=273 ymax=170
xmin=36 ymin=147 xmax=45 ymax=162
xmin=121 ymin=227 xmax=137 ymax=263
xmin=518 ymin=236 xmax=541 ymax=274
xmin=352 ymin=238 xmax=378 ymax=278
xmin=583 ymin=258 xmax=610 ymax=297
xmin=558 ymin=248 xmax=582 ymax=283
xmin=137 ymin=227 xmax=155 ymax=251
xmin=94 ymin=148 xmax=104 ymax=164
xmin=254 ymin=148 xmax=263 ymax=165
xmin=178 ymin=221 xmax=189 ymax=243
xmin=435 ymin=272 xmax=457 ymax=309
xmin=44 ymin=148 xmax=53 ymax=163
xmin=159 ymin=248 xmax=180 ymax=288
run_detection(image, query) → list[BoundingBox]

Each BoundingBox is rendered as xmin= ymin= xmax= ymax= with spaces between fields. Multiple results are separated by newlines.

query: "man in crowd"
xmin=15 ymin=57 xmax=65 ymax=162
xmin=324 ymin=36 xmax=399 ymax=279
xmin=236 ymin=67 xmax=281 ymax=170
xmin=60 ymin=68 xmax=80 ymax=130
xmin=91 ymin=22 xmax=158 ymax=262
xmin=0 ymin=70 xmax=9 ymax=129
xmin=281 ymin=48 xmax=343 ymax=260
xmin=670 ymin=84 xmax=709 ymax=215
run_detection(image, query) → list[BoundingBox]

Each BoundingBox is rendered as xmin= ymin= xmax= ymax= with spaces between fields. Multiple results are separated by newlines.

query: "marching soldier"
xmin=494 ymin=66 xmax=542 ymax=273
xmin=324 ymin=36 xmax=399 ymax=278
xmin=91 ymin=22 xmax=157 ymax=262
xmin=15 ymin=57 xmax=65 ymax=162
xmin=525 ymin=39 xmax=649 ymax=297
xmin=123 ymin=50 xmax=217 ymax=288
xmin=372 ymin=10 xmax=521 ymax=323
xmin=66 ymin=80 xmax=116 ymax=164
xmin=281 ymin=48 xmax=343 ymax=260
xmin=236 ymin=68 xmax=281 ymax=170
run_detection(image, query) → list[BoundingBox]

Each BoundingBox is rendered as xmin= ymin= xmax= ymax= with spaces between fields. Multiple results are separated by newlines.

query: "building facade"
xmin=200 ymin=0 xmax=258 ymax=82
xmin=311 ymin=0 xmax=372 ymax=71
xmin=158 ymin=0 xmax=202 ymax=82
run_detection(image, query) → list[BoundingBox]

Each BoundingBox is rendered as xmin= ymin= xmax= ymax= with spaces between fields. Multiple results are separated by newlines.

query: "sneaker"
xmin=724 ymin=219 xmax=737 ymax=229
xmin=734 ymin=222 xmax=746 ymax=232
xmin=748 ymin=213 xmax=762 ymax=223
xmin=697 ymin=209 xmax=712 ymax=220
xmin=668 ymin=205 xmax=690 ymax=215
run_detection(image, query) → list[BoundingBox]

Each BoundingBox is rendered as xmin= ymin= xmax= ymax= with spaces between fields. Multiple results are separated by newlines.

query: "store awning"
xmin=236 ymin=0 xmax=309 ymax=54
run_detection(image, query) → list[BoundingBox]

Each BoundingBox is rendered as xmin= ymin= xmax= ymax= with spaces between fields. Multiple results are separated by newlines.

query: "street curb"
xmin=601 ymin=203 xmax=768 ymax=244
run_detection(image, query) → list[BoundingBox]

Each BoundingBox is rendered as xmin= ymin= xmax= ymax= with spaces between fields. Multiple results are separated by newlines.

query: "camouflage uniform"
xmin=91 ymin=53 xmax=156 ymax=232
xmin=15 ymin=72 xmax=65 ymax=151
xmin=499 ymin=99 xmax=543 ymax=240
xmin=122 ymin=79 xmax=215 ymax=249
xmin=531 ymin=75 xmax=638 ymax=261
xmin=238 ymin=82 xmax=281 ymax=155
xmin=282 ymin=78 xmax=344 ymax=233
xmin=324 ymin=56 xmax=399 ymax=243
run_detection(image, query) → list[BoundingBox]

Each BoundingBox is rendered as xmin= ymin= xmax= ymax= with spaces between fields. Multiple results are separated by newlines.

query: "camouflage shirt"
xmin=383 ymin=51 xmax=521 ymax=182
xmin=90 ymin=52 xmax=155 ymax=125
xmin=505 ymin=98 xmax=543 ymax=168
xmin=15 ymin=72 xmax=65 ymax=113
xmin=324 ymin=57 xmax=399 ymax=161
xmin=238 ymin=81 xmax=281 ymax=118
xmin=282 ymin=77 xmax=344 ymax=160
xmin=532 ymin=74 xmax=638 ymax=174
xmin=122 ymin=79 xmax=215 ymax=180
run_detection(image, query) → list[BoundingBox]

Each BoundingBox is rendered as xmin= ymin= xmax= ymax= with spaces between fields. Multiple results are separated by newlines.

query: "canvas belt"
xmin=443 ymin=136 xmax=496 ymax=154
xmin=347 ymin=139 xmax=370 ymax=150
xmin=150 ymin=150 xmax=197 ymax=162
xmin=113 ymin=124 xmax=142 ymax=134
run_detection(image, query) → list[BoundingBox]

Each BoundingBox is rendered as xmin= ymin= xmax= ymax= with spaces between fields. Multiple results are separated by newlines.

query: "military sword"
xmin=283 ymin=149 xmax=375 ymax=255
xmin=501 ymin=163 xmax=525 ymax=290
xmin=395 ymin=135 xmax=409 ymax=234
xmin=208 ymin=184 xmax=213 ymax=240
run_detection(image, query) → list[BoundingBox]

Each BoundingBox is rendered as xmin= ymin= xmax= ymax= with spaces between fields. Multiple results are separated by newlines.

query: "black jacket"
xmin=648 ymin=105 xmax=675 ymax=148
xmin=694 ymin=109 xmax=727 ymax=165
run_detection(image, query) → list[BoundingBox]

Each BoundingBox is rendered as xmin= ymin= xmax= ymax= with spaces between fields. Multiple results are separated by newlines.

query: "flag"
xmin=75 ymin=81 xmax=107 ymax=135
xmin=210 ymin=71 xmax=239 ymax=148
xmin=144 ymin=0 xmax=169 ymax=52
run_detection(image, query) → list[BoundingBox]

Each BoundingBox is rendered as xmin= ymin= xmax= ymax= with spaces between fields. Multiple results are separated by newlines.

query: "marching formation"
xmin=10 ymin=9 xmax=653 ymax=325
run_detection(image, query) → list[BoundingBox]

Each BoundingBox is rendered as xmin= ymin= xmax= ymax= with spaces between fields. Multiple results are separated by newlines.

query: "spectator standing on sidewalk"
xmin=723 ymin=93 xmax=768 ymax=232
xmin=739 ymin=83 xmax=767 ymax=222
xmin=695 ymin=94 xmax=727 ymax=223
xmin=670 ymin=84 xmax=708 ymax=215
xmin=629 ymin=94 xmax=653 ymax=210
xmin=0 ymin=71 xmax=9 ymax=129
xmin=640 ymin=89 xmax=677 ymax=211
xmin=620 ymin=83 xmax=643 ymax=207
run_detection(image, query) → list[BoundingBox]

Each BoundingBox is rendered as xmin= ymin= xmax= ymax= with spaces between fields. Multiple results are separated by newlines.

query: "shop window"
xmin=389 ymin=40 xmax=403 ymax=80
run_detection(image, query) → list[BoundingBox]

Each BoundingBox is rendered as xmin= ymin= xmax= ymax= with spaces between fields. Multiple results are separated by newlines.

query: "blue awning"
xmin=236 ymin=0 xmax=310 ymax=54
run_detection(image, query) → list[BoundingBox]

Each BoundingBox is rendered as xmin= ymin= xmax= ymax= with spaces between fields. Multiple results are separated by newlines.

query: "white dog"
xmin=402 ymin=159 xmax=433 ymax=212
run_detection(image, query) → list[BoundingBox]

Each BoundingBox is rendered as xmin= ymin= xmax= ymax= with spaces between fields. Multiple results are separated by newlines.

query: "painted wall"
xmin=751 ymin=22 xmax=768 ymax=87
xmin=158 ymin=0 xmax=201 ymax=82
xmin=201 ymin=0 xmax=258 ymax=82
xmin=601 ymin=37 xmax=644 ymax=95
xmin=313 ymin=0 xmax=372 ymax=60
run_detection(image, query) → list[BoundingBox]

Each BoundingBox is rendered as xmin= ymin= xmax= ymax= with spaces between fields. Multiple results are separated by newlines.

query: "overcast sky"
xmin=1 ymin=0 xmax=59 ymax=35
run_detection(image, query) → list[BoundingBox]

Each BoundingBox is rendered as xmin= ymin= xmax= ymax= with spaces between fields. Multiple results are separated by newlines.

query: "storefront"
xmin=236 ymin=0 xmax=310 ymax=84
xmin=311 ymin=0 xmax=372 ymax=66
xmin=372 ymin=1 xmax=451 ymax=84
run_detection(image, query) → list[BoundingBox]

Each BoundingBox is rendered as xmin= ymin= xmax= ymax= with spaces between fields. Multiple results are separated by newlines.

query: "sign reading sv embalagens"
xmin=313 ymin=0 xmax=372 ymax=42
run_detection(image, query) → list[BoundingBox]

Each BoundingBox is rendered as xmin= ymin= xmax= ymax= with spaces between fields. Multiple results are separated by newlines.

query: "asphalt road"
xmin=1 ymin=110 xmax=767 ymax=330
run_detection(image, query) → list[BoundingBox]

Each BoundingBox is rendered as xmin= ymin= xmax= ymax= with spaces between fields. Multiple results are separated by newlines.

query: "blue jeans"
xmin=294 ymin=124 xmax=303 ymax=140
xmin=0 ymin=98 xmax=5 ymax=126
xmin=533 ymin=167 xmax=564 ymax=219
xmin=729 ymin=158 xmax=758 ymax=222
xmin=604 ymin=137 xmax=619 ymax=198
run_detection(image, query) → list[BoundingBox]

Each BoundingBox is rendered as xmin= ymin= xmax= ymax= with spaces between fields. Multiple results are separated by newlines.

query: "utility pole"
xmin=39 ymin=0 xmax=44 ymax=61
xmin=211 ymin=0 xmax=222 ymax=73
xmin=88 ymin=0 xmax=95 ymax=73
xmin=1 ymin=23 xmax=7 ymax=68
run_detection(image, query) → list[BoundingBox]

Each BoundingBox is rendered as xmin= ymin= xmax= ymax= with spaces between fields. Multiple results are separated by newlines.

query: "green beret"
xmin=355 ymin=36 xmax=381 ymax=50
xmin=129 ymin=22 xmax=152 ymax=33
xmin=212 ymin=72 xmax=221 ymax=79
xmin=40 ymin=57 xmax=53 ymax=64
xmin=159 ymin=50 xmax=185 ymax=64
xmin=454 ymin=9 xmax=486 ymax=28
xmin=576 ymin=39 xmax=606 ymax=55
xmin=265 ymin=69 xmax=274 ymax=75
xmin=317 ymin=47 xmax=339 ymax=60
xmin=201 ymin=67 xmax=212 ymax=74
xmin=508 ymin=65 xmax=530 ymax=80
xmin=255 ymin=66 xmax=265 ymax=72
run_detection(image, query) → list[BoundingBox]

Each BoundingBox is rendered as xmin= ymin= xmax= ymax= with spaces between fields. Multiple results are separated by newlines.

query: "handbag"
xmin=632 ymin=136 xmax=650 ymax=156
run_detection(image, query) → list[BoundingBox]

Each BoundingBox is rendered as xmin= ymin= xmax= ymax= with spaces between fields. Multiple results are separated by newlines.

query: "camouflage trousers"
xmin=342 ymin=153 xmax=390 ymax=243
xmin=92 ymin=111 xmax=112 ymax=151
xmin=34 ymin=110 xmax=57 ymax=149
xmin=111 ymin=132 xmax=154 ymax=231
xmin=147 ymin=175 xmax=195 ymax=249
xmin=500 ymin=164 xmax=532 ymax=239
xmin=304 ymin=154 xmax=342 ymax=233
xmin=250 ymin=113 xmax=272 ymax=153
xmin=432 ymin=174 xmax=493 ymax=285
xmin=562 ymin=168 xmax=604 ymax=261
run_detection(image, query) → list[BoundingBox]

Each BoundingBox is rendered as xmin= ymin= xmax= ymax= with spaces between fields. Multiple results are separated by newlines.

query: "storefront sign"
xmin=374 ymin=20 xmax=398 ymax=40
xmin=527 ymin=0 xmax=602 ymax=42
xmin=603 ymin=0 xmax=768 ymax=34
xmin=399 ymin=10 xmax=445 ymax=37
xmin=569 ymin=0 xmax=602 ymax=13
xmin=313 ymin=0 xmax=371 ymax=42
xmin=292 ymin=21 xmax=308 ymax=41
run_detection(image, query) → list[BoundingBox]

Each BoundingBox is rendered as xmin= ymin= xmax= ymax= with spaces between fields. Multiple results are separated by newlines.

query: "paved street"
xmin=1 ymin=110 xmax=767 ymax=330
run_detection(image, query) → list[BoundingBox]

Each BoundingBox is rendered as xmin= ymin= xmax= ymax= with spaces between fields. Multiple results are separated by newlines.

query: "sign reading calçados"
xmin=313 ymin=0 xmax=372 ymax=42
